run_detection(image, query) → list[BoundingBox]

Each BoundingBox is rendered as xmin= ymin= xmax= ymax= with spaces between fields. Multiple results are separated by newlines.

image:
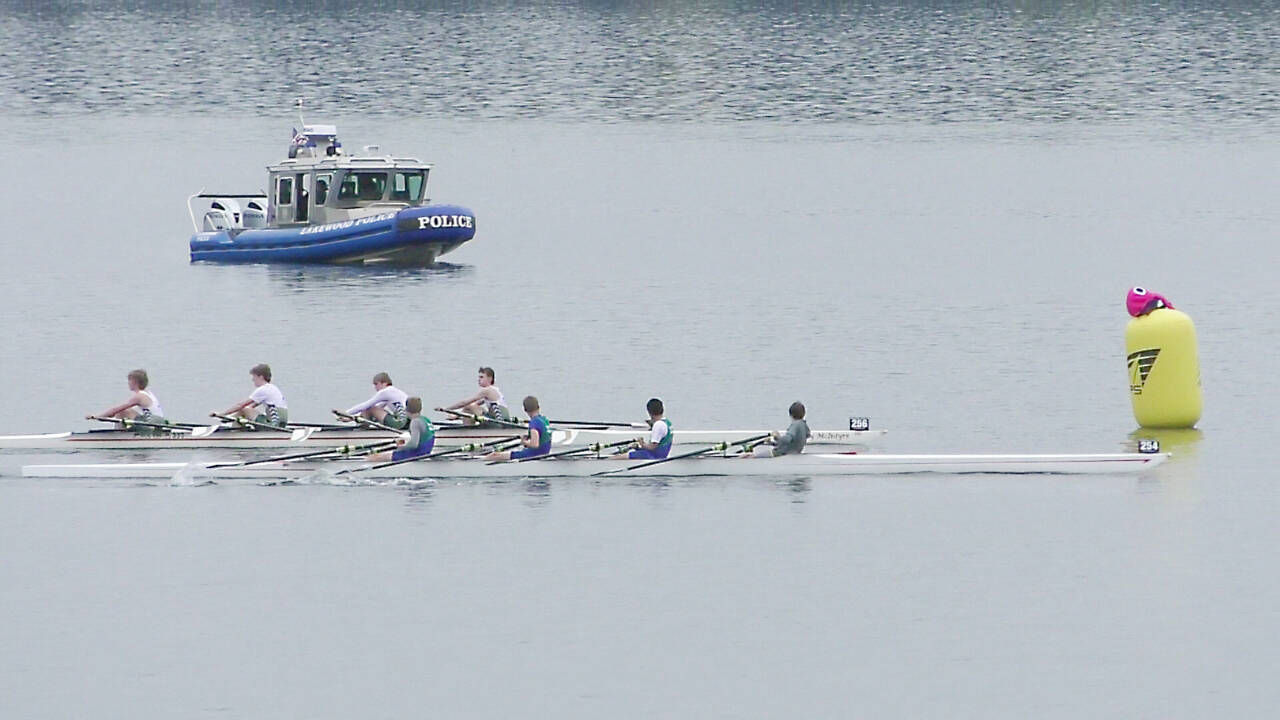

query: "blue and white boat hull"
xmin=189 ymin=204 xmax=476 ymax=264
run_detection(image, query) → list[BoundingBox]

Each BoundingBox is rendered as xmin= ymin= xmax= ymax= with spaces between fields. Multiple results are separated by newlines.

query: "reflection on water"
xmin=1130 ymin=427 xmax=1205 ymax=499
xmin=264 ymin=262 xmax=474 ymax=293
xmin=778 ymin=477 xmax=812 ymax=502
xmin=1128 ymin=427 xmax=1205 ymax=459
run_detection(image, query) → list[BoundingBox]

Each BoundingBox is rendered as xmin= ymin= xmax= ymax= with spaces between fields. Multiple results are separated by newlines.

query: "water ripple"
xmin=0 ymin=1 xmax=1276 ymax=125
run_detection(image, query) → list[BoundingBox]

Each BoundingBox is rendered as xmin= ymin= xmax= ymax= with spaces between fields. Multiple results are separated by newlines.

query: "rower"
xmin=486 ymin=396 xmax=550 ymax=461
xmin=441 ymin=366 xmax=510 ymax=425
xmin=88 ymin=369 xmax=168 ymax=431
xmin=367 ymin=397 xmax=433 ymax=462
xmin=619 ymin=398 xmax=672 ymax=460
xmin=342 ymin=372 xmax=410 ymax=429
xmin=752 ymin=401 xmax=811 ymax=457
xmin=213 ymin=363 xmax=289 ymax=428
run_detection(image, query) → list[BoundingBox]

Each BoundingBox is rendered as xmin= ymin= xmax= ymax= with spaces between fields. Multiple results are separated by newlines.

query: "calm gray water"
xmin=2 ymin=2 xmax=1279 ymax=718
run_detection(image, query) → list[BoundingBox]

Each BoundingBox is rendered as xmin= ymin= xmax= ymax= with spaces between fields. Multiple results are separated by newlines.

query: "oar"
xmin=209 ymin=413 xmax=314 ymax=441
xmin=547 ymin=419 xmax=648 ymax=429
xmin=592 ymin=433 xmax=772 ymax=477
xmin=514 ymin=437 xmax=639 ymax=463
xmin=337 ymin=435 xmax=523 ymax=475
xmin=331 ymin=409 xmax=403 ymax=434
xmin=89 ymin=415 xmax=191 ymax=434
xmin=285 ymin=420 xmax=366 ymax=431
xmin=206 ymin=439 xmax=399 ymax=469
xmin=435 ymin=407 xmax=642 ymax=429
xmin=436 ymin=407 xmax=527 ymax=428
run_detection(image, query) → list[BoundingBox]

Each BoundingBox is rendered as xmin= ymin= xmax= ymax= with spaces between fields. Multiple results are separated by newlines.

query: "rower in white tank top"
xmin=483 ymin=386 xmax=507 ymax=415
xmin=136 ymin=389 xmax=165 ymax=419
xmin=442 ymin=366 xmax=511 ymax=423
xmin=87 ymin=369 xmax=167 ymax=428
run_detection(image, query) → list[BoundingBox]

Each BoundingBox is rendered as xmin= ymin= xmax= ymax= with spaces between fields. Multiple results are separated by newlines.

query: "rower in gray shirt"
xmin=754 ymin=401 xmax=811 ymax=457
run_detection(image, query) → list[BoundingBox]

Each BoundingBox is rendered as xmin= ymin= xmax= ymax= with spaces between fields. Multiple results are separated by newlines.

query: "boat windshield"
xmin=338 ymin=172 xmax=387 ymax=203
xmin=390 ymin=170 xmax=427 ymax=203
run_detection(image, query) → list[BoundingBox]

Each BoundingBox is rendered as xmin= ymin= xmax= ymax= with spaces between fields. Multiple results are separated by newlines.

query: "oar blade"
xmin=190 ymin=424 xmax=221 ymax=438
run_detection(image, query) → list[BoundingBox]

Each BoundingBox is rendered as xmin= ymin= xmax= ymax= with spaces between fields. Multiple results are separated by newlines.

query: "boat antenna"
xmin=295 ymin=97 xmax=305 ymax=128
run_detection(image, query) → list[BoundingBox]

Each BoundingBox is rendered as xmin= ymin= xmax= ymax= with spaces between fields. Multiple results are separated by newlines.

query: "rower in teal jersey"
xmin=624 ymin=397 xmax=672 ymax=459
xmin=487 ymin=396 xmax=551 ymax=462
xmin=367 ymin=397 xmax=434 ymax=462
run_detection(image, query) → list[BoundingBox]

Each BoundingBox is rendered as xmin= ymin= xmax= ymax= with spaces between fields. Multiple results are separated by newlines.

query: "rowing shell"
xmin=20 ymin=451 xmax=1168 ymax=479
xmin=0 ymin=427 xmax=885 ymax=451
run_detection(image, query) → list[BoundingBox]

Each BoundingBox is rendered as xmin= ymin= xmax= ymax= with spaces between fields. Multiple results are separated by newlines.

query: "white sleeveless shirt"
xmin=484 ymin=385 xmax=507 ymax=412
xmin=138 ymin=390 xmax=164 ymax=418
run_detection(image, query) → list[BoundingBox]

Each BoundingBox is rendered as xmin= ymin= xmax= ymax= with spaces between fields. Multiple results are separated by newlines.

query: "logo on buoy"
xmin=1127 ymin=348 xmax=1160 ymax=395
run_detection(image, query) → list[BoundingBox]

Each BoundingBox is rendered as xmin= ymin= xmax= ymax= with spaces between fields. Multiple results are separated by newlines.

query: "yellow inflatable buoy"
xmin=1125 ymin=287 xmax=1201 ymax=429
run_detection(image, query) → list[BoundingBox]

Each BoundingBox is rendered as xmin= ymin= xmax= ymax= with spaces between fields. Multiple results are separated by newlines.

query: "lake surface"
xmin=1 ymin=2 xmax=1278 ymax=717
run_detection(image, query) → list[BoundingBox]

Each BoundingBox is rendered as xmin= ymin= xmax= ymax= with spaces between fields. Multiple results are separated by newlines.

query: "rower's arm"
xmin=445 ymin=393 xmax=482 ymax=410
xmin=217 ymin=398 xmax=254 ymax=416
xmin=346 ymin=391 xmax=381 ymax=415
xmin=404 ymin=420 xmax=424 ymax=449
xmin=95 ymin=393 xmax=144 ymax=419
xmin=525 ymin=426 xmax=541 ymax=448
xmin=772 ymin=424 xmax=801 ymax=449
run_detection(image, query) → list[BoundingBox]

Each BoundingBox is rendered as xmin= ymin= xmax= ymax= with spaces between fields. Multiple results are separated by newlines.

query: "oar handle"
xmin=210 ymin=413 xmax=292 ymax=434
xmin=514 ymin=437 xmax=638 ymax=463
xmin=333 ymin=410 xmax=402 ymax=434
xmin=436 ymin=407 xmax=525 ymax=429
xmin=88 ymin=415 xmax=187 ymax=433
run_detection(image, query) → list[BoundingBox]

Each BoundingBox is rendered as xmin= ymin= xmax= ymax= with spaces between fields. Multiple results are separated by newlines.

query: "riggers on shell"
xmin=1125 ymin=288 xmax=1201 ymax=429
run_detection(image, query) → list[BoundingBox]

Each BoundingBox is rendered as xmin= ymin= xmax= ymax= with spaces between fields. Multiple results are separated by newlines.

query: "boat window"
xmin=391 ymin=171 xmax=426 ymax=202
xmin=338 ymin=174 xmax=358 ymax=201
xmin=337 ymin=172 xmax=387 ymax=203
xmin=358 ymin=173 xmax=386 ymax=201
xmin=276 ymin=177 xmax=293 ymax=206
xmin=315 ymin=174 xmax=331 ymax=205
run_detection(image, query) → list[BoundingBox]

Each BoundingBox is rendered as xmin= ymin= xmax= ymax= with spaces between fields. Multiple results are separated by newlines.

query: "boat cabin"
xmin=192 ymin=125 xmax=435 ymax=233
xmin=264 ymin=125 xmax=433 ymax=227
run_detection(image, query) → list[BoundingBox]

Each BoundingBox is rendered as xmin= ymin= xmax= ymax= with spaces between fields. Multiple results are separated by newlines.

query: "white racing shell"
xmin=21 ymin=451 xmax=1169 ymax=480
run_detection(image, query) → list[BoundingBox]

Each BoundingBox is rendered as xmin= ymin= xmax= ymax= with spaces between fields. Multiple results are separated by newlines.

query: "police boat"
xmin=187 ymin=125 xmax=475 ymax=264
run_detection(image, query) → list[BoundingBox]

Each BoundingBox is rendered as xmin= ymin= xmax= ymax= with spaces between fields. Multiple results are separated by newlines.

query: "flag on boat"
xmin=291 ymin=128 xmax=309 ymax=146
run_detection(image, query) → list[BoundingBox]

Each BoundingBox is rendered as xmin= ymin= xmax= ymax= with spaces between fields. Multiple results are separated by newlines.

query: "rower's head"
xmin=127 ymin=369 xmax=149 ymax=391
xmin=373 ymin=372 xmax=392 ymax=389
xmin=406 ymin=396 xmax=422 ymax=415
xmin=522 ymin=395 xmax=539 ymax=415
xmin=646 ymin=397 xmax=664 ymax=418
xmin=250 ymin=363 xmax=272 ymax=386
xmin=789 ymin=401 xmax=806 ymax=420
xmin=478 ymin=366 xmax=495 ymax=387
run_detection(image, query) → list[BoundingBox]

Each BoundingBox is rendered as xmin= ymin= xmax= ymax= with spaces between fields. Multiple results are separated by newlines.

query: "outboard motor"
xmin=242 ymin=200 xmax=267 ymax=228
xmin=202 ymin=198 xmax=243 ymax=232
